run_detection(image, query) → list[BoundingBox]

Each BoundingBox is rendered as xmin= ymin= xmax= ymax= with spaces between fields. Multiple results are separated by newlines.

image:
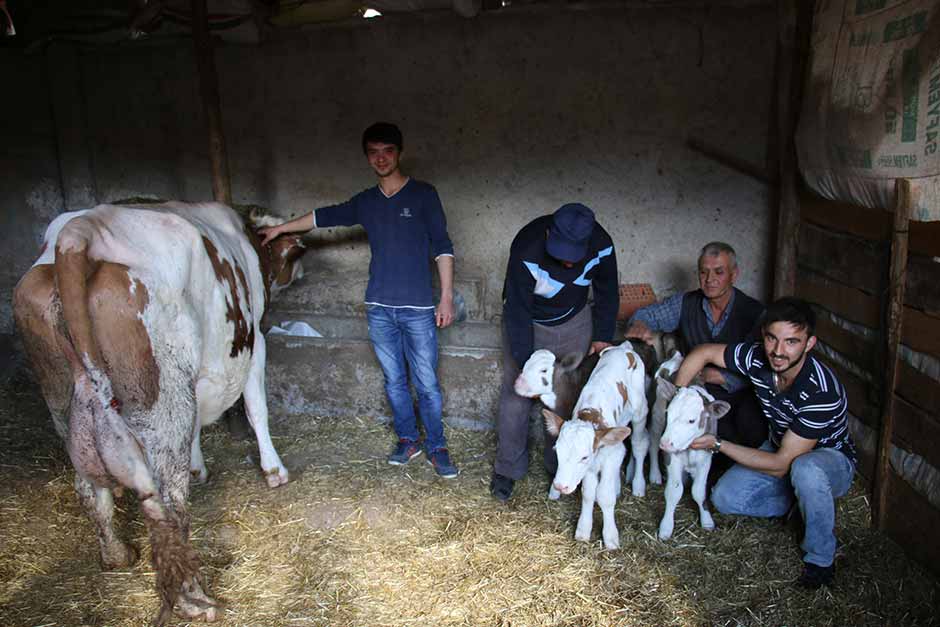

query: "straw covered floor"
xmin=0 ymin=370 xmax=938 ymax=627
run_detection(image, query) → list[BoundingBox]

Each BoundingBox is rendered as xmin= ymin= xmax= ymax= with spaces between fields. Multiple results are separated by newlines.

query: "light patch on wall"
xmin=362 ymin=8 xmax=381 ymax=18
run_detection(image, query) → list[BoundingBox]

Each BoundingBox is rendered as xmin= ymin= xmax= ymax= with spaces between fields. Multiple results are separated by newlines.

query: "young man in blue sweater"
xmin=260 ymin=122 xmax=459 ymax=478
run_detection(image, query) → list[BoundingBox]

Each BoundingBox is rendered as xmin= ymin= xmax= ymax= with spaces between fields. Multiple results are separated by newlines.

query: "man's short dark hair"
xmin=761 ymin=297 xmax=816 ymax=337
xmin=362 ymin=122 xmax=403 ymax=154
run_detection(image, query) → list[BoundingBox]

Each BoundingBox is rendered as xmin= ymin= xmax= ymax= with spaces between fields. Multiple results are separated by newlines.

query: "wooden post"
xmin=872 ymin=178 xmax=913 ymax=530
xmin=772 ymin=0 xmax=812 ymax=300
xmin=191 ymin=0 xmax=232 ymax=205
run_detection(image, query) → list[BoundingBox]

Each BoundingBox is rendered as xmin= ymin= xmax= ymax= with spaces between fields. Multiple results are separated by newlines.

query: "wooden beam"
xmin=772 ymin=0 xmax=812 ymax=299
xmin=873 ymin=179 xmax=913 ymax=531
xmin=686 ymin=137 xmax=773 ymax=184
xmin=192 ymin=0 xmax=232 ymax=205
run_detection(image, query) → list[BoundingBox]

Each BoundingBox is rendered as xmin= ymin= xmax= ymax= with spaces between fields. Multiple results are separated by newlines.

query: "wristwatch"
xmin=710 ymin=437 xmax=722 ymax=454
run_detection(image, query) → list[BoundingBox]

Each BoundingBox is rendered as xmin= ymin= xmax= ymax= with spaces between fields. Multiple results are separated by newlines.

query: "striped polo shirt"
xmin=724 ymin=342 xmax=857 ymax=466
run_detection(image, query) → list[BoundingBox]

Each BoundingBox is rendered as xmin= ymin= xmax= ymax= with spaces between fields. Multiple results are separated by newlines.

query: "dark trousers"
xmin=494 ymin=306 xmax=593 ymax=480
xmin=709 ymin=384 xmax=767 ymax=480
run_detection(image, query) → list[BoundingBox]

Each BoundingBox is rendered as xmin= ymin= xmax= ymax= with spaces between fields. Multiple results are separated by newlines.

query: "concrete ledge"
xmin=264 ymin=322 xmax=503 ymax=431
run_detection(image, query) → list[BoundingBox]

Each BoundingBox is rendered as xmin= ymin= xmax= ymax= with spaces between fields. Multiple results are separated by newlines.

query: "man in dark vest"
xmin=626 ymin=242 xmax=766 ymax=467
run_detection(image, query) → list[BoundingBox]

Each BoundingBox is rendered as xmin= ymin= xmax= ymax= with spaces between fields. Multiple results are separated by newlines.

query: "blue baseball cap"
xmin=547 ymin=203 xmax=595 ymax=262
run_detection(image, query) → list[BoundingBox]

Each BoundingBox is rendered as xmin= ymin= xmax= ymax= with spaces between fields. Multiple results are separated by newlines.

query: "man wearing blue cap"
xmin=490 ymin=203 xmax=619 ymax=501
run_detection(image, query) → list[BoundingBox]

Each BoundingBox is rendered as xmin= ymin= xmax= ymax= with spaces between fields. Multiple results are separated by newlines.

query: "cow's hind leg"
xmin=143 ymin=446 xmax=221 ymax=624
xmin=75 ymin=475 xmax=139 ymax=569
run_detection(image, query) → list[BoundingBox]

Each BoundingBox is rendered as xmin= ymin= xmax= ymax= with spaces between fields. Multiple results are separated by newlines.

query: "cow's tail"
xmin=53 ymin=219 xmax=201 ymax=625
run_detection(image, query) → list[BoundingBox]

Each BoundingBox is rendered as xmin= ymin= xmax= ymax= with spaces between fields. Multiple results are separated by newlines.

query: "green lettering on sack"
xmin=834 ymin=145 xmax=873 ymax=169
xmin=884 ymin=11 xmax=928 ymax=42
xmin=902 ymin=49 xmax=919 ymax=142
xmin=855 ymin=0 xmax=887 ymax=15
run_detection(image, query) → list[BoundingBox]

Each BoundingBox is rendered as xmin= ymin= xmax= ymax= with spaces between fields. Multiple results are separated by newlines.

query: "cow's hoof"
xmin=649 ymin=474 xmax=663 ymax=486
xmin=547 ymin=486 xmax=561 ymax=501
xmin=101 ymin=541 xmax=139 ymax=570
xmin=175 ymin=579 xmax=222 ymax=622
xmin=190 ymin=467 xmax=209 ymax=485
xmin=602 ymin=534 xmax=620 ymax=550
xmin=701 ymin=513 xmax=715 ymax=530
xmin=264 ymin=467 xmax=289 ymax=488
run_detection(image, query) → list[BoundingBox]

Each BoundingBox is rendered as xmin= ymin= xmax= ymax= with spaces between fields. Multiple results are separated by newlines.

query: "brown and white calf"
xmin=656 ymin=381 xmax=730 ymax=540
xmin=13 ymin=201 xmax=305 ymax=624
xmin=542 ymin=342 xmax=648 ymax=549
xmin=513 ymin=348 xmax=600 ymax=498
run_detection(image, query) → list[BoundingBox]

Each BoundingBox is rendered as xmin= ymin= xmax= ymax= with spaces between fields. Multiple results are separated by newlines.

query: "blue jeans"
xmin=366 ymin=306 xmax=446 ymax=452
xmin=711 ymin=442 xmax=855 ymax=567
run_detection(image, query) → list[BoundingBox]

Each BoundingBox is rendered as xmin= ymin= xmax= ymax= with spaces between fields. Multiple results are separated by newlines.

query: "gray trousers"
xmin=494 ymin=306 xmax=593 ymax=480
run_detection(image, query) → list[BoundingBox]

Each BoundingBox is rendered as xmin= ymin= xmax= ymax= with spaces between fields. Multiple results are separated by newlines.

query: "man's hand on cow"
xmin=690 ymin=434 xmax=717 ymax=451
xmin=588 ymin=341 xmax=612 ymax=356
xmin=701 ymin=366 xmax=727 ymax=386
xmin=258 ymin=225 xmax=283 ymax=246
xmin=436 ymin=296 xmax=455 ymax=329
xmin=624 ymin=320 xmax=654 ymax=344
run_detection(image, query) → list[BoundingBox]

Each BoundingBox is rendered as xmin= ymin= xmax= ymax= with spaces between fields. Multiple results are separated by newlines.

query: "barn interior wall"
xmin=1 ymin=5 xmax=776 ymax=335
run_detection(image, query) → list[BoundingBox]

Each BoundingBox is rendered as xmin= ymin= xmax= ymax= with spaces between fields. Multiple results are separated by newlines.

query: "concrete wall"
xmin=1 ymin=4 xmax=776 ymax=332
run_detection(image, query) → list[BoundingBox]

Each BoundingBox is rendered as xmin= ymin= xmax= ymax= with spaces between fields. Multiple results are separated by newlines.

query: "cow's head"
xmin=246 ymin=210 xmax=307 ymax=299
xmin=514 ymin=349 xmax=583 ymax=409
xmin=543 ymin=408 xmax=631 ymax=495
xmin=658 ymin=383 xmax=730 ymax=453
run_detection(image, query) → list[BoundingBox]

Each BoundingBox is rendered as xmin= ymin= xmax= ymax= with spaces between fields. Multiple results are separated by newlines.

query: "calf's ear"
xmin=542 ymin=409 xmax=565 ymax=436
xmin=596 ymin=426 xmax=631 ymax=447
xmin=705 ymin=400 xmax=731 ymax=421
xmin=558 ymin=351 xmax=584 ymax=372
xmin=656 ymin=377 xmax=677 ymax=400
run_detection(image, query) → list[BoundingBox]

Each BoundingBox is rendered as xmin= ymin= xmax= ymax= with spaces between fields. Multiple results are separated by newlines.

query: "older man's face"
xmin=698 ymin=252 xmax=738 ymax=302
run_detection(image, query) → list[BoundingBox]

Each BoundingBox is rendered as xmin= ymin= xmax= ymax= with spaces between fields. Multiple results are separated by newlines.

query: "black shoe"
xmin=797 ymin=562 xmax=834 ymax=590
xmin=490 ymin=473 xmax=515 ymax=502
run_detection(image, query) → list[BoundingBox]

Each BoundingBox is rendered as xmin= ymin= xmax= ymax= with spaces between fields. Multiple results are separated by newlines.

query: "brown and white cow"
xmin=13 ymin=201 xmax=305 ymax=625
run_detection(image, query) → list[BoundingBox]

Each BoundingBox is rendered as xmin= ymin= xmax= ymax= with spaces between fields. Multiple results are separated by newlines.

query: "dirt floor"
xmin=1 ymin=366 xmax=938 ymax=627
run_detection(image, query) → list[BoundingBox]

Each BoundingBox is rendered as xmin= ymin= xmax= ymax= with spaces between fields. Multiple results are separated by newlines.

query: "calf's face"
xmin=514 ymin=350 xmax=584 ymax=401
xmin=659 ymin=383 xmax=730 ymax=453
xmin=543 ymin=409 xmax=631 ymax=494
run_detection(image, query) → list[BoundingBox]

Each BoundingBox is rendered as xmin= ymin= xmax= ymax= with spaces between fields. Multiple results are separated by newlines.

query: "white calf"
xmin=541 ymin=342 xmax=648 ymax=549
xmin=656 ymin=381 xmax=730 ymax=540
xmin=647 ymin=350 xmax=684 ymax=485
xmin=544 ymin=410 xmax=630 ymax=549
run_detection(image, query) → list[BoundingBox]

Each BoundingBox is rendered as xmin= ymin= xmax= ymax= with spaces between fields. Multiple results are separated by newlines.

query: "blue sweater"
xmin=314 ymin=179 xmax=454 ymax=308
xmin=502 ymin=215 xmax=619 ymax=367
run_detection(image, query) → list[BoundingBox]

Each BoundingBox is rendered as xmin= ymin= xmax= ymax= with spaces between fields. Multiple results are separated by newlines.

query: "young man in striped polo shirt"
xmin=673 ymin=297 xmax=857 ymax=589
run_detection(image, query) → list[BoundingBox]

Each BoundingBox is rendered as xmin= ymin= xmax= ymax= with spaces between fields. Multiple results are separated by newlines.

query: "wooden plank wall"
xmin=795 ymin=186 xmax=940 ymax=571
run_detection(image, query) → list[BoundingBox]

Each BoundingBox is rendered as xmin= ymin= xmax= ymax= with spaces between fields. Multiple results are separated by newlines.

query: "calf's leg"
xmin=691 ymin=459 xmax=715 ymax=530
xmin=575 ymin=471 xmax=598 ymax=543
xmin=597 ymin=463 xmax=622 ymax=550
xmin=628 ymin=417 xmax=650 ymax=497
xmin=658 ymin=456 xmax=684 ymax=540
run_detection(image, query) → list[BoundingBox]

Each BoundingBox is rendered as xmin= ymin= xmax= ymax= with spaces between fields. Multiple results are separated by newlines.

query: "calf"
xmin=513 ymin=349 xmax=600 ymax=419
xmin=656 ymin=381 xmax=730 ymax=540
xmin=514 ymin=348 xmax=599 ymax=498
xmin=13 ymin=201 xmax=305 ymax=624
xmin=542 ymin=342 xmax=648 ymax=549
xmin=647 ymin=349 xmax=684 ymax=485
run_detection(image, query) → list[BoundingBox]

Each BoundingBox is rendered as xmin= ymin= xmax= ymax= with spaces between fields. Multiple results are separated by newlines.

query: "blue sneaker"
xmin=427 ymin=448 xmax=459 ymax=479
xmin=388 ymin=439 xmax=422 ymax=465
